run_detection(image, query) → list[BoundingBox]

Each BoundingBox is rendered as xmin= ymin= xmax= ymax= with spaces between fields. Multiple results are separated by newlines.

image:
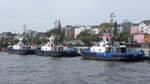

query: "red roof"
xmin=99 ymin=35 xmax=112 ymax=38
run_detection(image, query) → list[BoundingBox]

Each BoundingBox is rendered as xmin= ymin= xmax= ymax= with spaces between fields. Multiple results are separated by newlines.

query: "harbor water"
xmin=0 ymin=52 xmax=150 ymax=84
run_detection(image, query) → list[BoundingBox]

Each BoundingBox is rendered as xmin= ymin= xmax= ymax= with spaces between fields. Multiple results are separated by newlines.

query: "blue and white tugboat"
xmin=35 ymin=35 xmax=78 ymax=57
xmin=80 ymin=34 xmax=143 ymax=61
xmin=8 ymin=37 xmax=36 ymax=54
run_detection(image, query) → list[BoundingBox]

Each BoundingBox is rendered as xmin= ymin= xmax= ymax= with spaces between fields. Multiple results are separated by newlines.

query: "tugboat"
xmin=8 ymin=37 xmax=36 ymax=54
xmin=35 ymin=35 xmax=78 ymax=57
xmin=80 ymin=34 xmax=144 ymax=61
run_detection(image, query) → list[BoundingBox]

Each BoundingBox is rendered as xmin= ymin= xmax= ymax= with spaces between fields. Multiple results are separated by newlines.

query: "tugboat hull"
xmin=81 ymin=55 xmax=143 ymax=61
xmin=8 ymin=49 xmax=35 ymax=55
xmin=80 ymin=49 xmax=144 ymax=61
xmin=35 ymin=50 xmax=78 ymax=57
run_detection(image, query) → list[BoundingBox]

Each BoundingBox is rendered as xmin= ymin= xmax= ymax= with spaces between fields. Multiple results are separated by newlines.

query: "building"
xmin=65 ymin=25 xmax=94 ymax=38
xmin=134 ymin=34 xmax=150 ymax=43
xmin=11 ymin=34 xmax=18 ymax=39
xmin=64 ymin=25 xmax=100 ymax=38
xmin=23 ymin=29 xmax=38 ymax=39
xmin=2 ymin=32 xmax=11 ymax=38
xmin=0 ymin=32 xmax=18 ymax=40
xmin=141 ymin=20 xmax=150 ymax=25
xmin=65 ymin=25 xmax=75 ymax=38
xmin=121 ymin=22 xmax=139 ymax=33
xmin=130 ymin=26 xmax=139 ymax=34
xmin=117 ymin=25 xmax=123 ymax=34
xmin=74 ymin=25 xmax=92 ymax=38
xmin=139 ymin=20 xmax=150 ymax=34
xmin=37 ymin=32 xmax=47 ymax=38
xmin=74 ymin=26 xmax=85 ymax=38
xmin=1 ymin=32 xmax=15 ymax=40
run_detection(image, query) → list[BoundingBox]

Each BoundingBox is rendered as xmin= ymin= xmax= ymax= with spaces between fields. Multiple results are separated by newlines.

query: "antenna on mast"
xmin=22 ymin=24 xmax=27 ymax=32
xmin=22 ymin=24 xmax=28 ymax=37
xmin=110 ymin=12 xmax=116 ymax=23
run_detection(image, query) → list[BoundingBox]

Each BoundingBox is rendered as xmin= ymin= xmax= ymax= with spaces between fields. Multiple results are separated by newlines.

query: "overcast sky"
xmin=0 ymin=0 xmax=150 ymax=33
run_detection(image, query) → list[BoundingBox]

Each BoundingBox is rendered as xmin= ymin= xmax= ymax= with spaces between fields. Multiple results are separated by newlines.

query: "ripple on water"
xmin=0 ymin=52 xmax=150 ymax=84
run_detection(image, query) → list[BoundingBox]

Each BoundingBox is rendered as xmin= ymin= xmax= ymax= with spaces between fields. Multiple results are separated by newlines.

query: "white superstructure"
xmin=90 ymin=34 xmax=112 ymax=53
xmin=41 ymin=36 xmax=66 ymax=51
xmin=12 ymin=37 xmax=36 ymax=50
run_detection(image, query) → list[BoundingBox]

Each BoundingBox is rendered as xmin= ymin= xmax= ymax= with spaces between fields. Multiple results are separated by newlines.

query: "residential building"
xmin=23 ymin=29 xmax=38 ymax=39
xmin=74 ymin=25 xmax=92 ymax=38
xmin=65 ymin=25 xmax=94 ymax=38
xmin=74 ymin=26 xmax=85 ymax=38
xmin=134 ymin=34 xmax=150 ymax=43
xmin=141 ymin=20 xmax=150 ymax=25
xmin=65 ymin=25 xmax=75 ymax=38
xmin=1 ymin=32 xmax=14 ymax=40
xmin=37 ymin=32 xmax=47 ymax=38
xmin=121 ymin=22 xmax=139 ymax=33
xmin=139 ymin=20 xmax=150 ymax=34
xmin=130 ymin=26 xmax=139 ymax=34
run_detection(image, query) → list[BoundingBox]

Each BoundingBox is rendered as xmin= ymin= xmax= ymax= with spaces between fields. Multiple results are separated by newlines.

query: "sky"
xmin=0 ymin=0 xmax=150 ymax=33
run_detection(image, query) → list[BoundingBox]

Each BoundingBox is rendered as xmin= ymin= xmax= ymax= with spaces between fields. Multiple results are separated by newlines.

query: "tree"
xmin=99 ymin=22 xmax=114 ymax=33
xmin=46 ymin=28 xmax=65 ymax=37
xmin=111 ymin=21 xmax=119 ymax=41
xmin=76 ymin=28 xmax=104 ymax=43
xmin=77 ymin=30 xmax=91 ymax=37
xmin=63 ymin=37 xmax=75 ymax=41
xmin=31 ymin=37 xmax=48 ymax=45
xmin=116 ymin=32 xmax=133 ymax=42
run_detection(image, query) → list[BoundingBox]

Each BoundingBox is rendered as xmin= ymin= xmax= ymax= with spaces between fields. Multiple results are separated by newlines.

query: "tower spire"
xmin=58 ymin=19 xmax=61 ymax=29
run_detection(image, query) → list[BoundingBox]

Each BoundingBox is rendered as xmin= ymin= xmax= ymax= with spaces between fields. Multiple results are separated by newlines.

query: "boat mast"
xmin=110 ymin=12 xmax=116 ymax=45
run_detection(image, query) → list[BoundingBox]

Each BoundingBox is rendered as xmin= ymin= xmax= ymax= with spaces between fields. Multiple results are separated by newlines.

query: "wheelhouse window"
xmin=117 ymin=48 xmax=127 ymax=53
xmin=99 ymin=38 xmax=103 ymax=42
xmin=58 ymin=47 xmax=63 ymax=51
xmin=106 ymin=38 xmax=109 ymax=42
xmin=106 ymin=48 xmax=111 ymax=53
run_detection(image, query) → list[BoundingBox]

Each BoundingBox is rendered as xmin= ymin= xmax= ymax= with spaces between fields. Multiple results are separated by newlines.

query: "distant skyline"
xmin=0 ymin=0 xmax=150 ymax=33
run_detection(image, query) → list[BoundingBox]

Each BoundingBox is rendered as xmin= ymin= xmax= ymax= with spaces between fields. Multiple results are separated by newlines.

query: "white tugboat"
xmin=8 ymin=37 xmax=36 ymax=54
xmin=35 ymin=35 xmax=78 ymax=57
xmin=80 ymin=34 xmax=144 ymax=61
